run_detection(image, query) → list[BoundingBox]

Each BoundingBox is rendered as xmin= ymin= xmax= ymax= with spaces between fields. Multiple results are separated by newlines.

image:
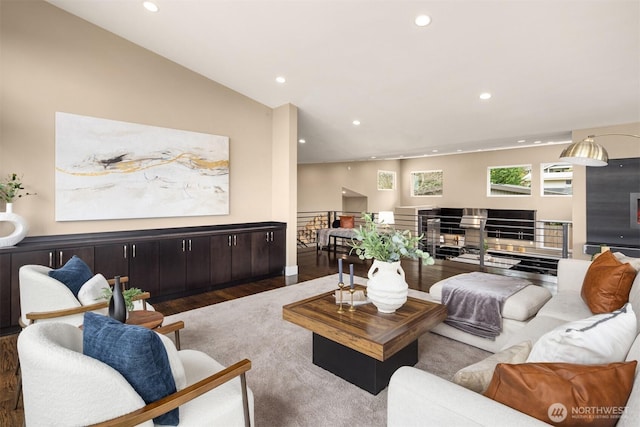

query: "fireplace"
xmin=632 ymin=193 xmax=640 ymax=230
xmin=585 ymin=158 xmax=640 ymax=257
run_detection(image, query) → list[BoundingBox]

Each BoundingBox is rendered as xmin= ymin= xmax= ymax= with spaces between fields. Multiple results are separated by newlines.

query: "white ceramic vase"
xmin=0 ymin=202 xmax=29 ymax=247
xmin=366 ymin=259 xmax=408 ymax=313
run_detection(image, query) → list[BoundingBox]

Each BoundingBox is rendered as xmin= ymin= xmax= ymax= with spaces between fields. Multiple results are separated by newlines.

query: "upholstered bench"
xmin=427 ymin=272 xmax=552 ymax=352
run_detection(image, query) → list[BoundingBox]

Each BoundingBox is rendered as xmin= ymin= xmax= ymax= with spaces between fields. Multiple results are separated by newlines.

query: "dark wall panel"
xmin=586 ymin=158 xmax=640 ymax=248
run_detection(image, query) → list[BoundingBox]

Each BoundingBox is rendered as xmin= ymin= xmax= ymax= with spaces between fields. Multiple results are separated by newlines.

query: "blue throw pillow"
xmin=82 ymin=312 xmax=178 ymax=425
xmin=48 ymin=255 xmax=93 ymax=298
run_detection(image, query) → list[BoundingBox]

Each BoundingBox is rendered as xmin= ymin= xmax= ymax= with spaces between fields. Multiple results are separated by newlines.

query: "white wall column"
xmin=272 ymin=104 xmax=299 ymax=276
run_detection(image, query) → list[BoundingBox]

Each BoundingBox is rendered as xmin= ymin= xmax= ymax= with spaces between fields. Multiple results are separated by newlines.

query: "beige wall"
xmin=343 ymin=196 xmax=367 ymax=214
xmin=400 ymin=144 xmax=573 ymax=221
xmin=298 ymin=160 xmax=402 ymax=213
xmin=1 ymin=1 xmax=280 ymax=237
xmin=299 ymin=144 xmax=573 ymax=221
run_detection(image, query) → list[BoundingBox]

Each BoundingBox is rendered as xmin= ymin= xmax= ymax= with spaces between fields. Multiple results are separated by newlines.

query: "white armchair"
xmin=18 ymin=322 xmax=254 ymax=426
xmin=18 ymin=264 xmax=150 ymax=327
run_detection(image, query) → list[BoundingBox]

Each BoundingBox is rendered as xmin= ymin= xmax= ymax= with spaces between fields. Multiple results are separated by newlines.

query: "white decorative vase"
xmin=0 ymin=202 xmax=29 ymax=247
xmin=366 ymin=259 xmax=408 ymax=313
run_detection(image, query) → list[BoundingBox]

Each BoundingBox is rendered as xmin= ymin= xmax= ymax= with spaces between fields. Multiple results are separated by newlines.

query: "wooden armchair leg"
xmin=174 ymin=329 xmax=181 ymax=350
xmin=154 ymin=321 xmax=185 ymax=350
xmin=14 ymin=359 xmax=21 ymax=411
xmin=241 ymin=372 xmax=251 ymax=427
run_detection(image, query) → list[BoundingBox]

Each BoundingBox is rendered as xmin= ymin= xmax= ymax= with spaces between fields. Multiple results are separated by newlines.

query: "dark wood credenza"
xmin=0 ymin=222 xmax=286 ymax=334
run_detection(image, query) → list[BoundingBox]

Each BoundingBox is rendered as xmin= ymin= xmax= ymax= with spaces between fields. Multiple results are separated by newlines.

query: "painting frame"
xmin=410 ymin=170 xmax=443 ymax=197
xmin=55 ymin=112 xmax=230 ymax=221
xmin=377 ymin=170 xmax=396 ymax=191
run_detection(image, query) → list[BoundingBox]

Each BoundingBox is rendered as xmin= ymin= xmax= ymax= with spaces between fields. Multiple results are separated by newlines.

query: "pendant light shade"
xmin=559 ymin=133 xmax=640 ymax=167
xmin=559 ymin=136 xmax=608 ymax=167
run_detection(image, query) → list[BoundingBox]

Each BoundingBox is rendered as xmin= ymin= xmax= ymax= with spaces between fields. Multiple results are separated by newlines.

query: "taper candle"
xmin=338 ymin=258 xmax=343 ymax=283
xmin=349 ymin=264 xmax=354 ymax=289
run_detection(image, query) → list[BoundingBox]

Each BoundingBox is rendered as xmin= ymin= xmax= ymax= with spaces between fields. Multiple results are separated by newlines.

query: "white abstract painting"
xmin=55 ymin=112 xmax=229 ymax=221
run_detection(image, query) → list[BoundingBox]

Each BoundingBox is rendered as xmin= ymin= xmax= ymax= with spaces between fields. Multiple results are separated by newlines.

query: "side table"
xmin=127 ymin=310 xmax=185 ymax=350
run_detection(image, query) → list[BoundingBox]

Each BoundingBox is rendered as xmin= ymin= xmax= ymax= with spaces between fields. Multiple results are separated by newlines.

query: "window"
xmin=541 ymin=162 xmax=572 ymax=196
xmin=487 ymin=165 xmax=532 ymax=196
xmin=411 ymin=170 xmax=443 ymax=196
xmin=377 ymin=170 xmax=396 ymax=191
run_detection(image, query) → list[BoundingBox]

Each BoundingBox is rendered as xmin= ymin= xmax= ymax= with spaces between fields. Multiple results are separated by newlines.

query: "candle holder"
xmin=348 ymin=288 xmax=356 ymax=312
xmin=337 ymin=281 xmax=346 ymax=313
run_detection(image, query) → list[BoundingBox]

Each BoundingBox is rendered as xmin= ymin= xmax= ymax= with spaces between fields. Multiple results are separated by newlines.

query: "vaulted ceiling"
xmin=47 ymin=0 xmax=640 ymax=164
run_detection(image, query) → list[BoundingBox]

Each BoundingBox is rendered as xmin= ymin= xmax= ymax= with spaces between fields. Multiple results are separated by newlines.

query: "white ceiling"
xmin=46 ymin=0 xmax=640 ymax=164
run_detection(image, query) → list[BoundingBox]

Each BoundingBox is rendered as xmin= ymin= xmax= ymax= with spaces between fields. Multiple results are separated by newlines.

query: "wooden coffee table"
xmin=283 ymin=286 xmax=447 ymax=394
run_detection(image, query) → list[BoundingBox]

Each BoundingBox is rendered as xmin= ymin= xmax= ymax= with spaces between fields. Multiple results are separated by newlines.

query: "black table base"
xmin=312 ymin=333 xmax=418 ymax=395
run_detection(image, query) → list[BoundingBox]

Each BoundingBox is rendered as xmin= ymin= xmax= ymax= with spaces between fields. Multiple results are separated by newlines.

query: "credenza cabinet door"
xmin=211 ymin=232 xmax=252 ymax=284
xmin=231 ymin=233 xmax=253 ymax=281
xmin=0 ymin=254 xmax=12 ymax=329
xmin=269 ymin=228 xmax=286 ymax=275
xmin=158 ymin=236 xmax=212 ymax=294
xmin=251 ymin=231 xmax=270 ymax=277
xmin=94 ymin=244 xmax=129 ymax=281
xmin=186 ymin=236 xmax=211 ymax=291
xmin=251 ymin=229 xmax=286 ymax=277
xmin=210 ymin=234 xmax=232 ymax=285
xmin=158 ymin=239 xmax=187 ymax=295
xmin=128 ymin=241 xmax=159 ymax=297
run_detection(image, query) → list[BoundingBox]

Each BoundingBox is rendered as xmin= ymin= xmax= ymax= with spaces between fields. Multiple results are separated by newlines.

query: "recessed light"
xmin=143 ymin=1 xmax=159 ymax=12
xmin=275 ymin=76 xmax=286 ymax=84
xmin=352 ymin=120 xmax=361 ymax=126
xmin=415 ymin=15 xmax=431 ymax=27
xmin=370 ymin=156 xmax=377 ymax=159
xmin=517 ymin=139 xmax=526 ymax=143
xmin=456 ymin=149 xmax=463 ymax=152
xmin=534 ymin=140 xmax=542 ymax=144
xmin=432 ymin=149 xmax=438 ymax=153
xmin=298 ymin=139 xmax=306 ymax=144
xmin=479 ymin=92 xmax=492 ymax=100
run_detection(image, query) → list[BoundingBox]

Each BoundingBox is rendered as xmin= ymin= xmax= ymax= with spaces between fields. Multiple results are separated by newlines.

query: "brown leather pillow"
xmin=581 ymin=250 xmax=637 ymax=314
xmin=339 ymin=216 xmax=354 ymax=228
xmin=484 ymin=361 xmax=637 ymax=427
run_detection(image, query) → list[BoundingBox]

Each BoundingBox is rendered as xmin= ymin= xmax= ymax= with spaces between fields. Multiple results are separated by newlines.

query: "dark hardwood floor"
xmin=0 ymin=246 xmax=498 ymax=426
xmin=152 ymin=247 xmax=483 ymax=316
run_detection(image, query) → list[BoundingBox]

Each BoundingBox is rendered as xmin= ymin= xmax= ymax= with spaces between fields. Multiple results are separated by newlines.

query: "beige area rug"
xmin=165 ymin=275 xmax=491 ymax=427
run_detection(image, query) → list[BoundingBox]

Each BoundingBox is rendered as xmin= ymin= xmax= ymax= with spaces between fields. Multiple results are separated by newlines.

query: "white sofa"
xmin=427 ymin=271 xmax=553 ymax=352
xmin=388 ymin=258 xmax=640 ymax=426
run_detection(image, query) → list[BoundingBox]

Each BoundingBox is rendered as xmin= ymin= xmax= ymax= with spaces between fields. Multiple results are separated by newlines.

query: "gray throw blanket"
xmin=441 ymin=272 xmax=531 ymax=339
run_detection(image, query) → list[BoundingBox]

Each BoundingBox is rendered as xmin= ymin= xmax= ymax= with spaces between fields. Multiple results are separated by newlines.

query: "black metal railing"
xmin=298 ymin=210 xmax=572 ymax=277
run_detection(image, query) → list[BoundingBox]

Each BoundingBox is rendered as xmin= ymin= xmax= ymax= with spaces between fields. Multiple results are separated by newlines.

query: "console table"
xmin=316 ymin=228 xmax=357 ymax=255
xmin=0 ymin=222 xmax=286 ymax=334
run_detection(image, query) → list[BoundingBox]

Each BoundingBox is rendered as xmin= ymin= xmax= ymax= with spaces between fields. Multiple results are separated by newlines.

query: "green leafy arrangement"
xmin=101 ymin=286 xmax=144 ymax=311
xmin=349 ymin=212 xmax=435 ymax=265
xmin=0 ymin=173 xmax=36 ymax=203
